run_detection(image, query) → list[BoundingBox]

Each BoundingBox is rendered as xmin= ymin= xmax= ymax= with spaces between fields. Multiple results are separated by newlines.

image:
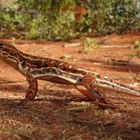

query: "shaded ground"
xmin=0 ymin=33 xmax=140 ymax=140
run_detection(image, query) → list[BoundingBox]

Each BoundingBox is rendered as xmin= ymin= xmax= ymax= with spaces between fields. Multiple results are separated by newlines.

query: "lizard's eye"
xmin=0 ymin=42 xmax=4 ymax=46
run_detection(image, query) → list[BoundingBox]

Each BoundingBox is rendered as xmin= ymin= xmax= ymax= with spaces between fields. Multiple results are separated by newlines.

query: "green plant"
xmin=82 ymin=37 xmax=100 ymax=54
xmin=41 ymin=11 xmax=75 ymax=41
xmin=131 ymin=40 xmax=140 ymax=58
xmin=0 ymin=0 xmax=140 ymax=40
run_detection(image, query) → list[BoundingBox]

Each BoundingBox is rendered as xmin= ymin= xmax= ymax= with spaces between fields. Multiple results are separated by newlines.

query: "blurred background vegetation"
xmin=0 ymin=0 xmax=140 ymax=41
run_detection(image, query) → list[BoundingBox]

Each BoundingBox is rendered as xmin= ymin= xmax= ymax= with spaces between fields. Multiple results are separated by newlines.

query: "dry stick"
xmin=0 ymin=80 xmax=25 ymax=84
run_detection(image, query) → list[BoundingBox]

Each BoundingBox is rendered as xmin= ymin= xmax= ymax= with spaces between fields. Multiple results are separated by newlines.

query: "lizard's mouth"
xmin=0 ymin=42 xmax=4 ymax=46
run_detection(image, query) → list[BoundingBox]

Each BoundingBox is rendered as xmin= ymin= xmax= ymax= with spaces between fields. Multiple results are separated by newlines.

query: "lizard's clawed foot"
xmin=7 ymin=99 xmax=29 ymax=108
xmin=95 ymin=96 xmax=117 ymax=109
xmin=94 ymin=100 xmax=117 ymax=109
xmin=18 ymin=99 xmax=29 ymax=106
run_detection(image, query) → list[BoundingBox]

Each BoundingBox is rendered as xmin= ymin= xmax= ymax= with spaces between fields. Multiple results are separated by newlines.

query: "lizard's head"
xmin=0 ymin=41 xmax=17 ymax=56
xmin=0 ymin=41 xmax=20 ymax=63
xmin=0 ymin=42 xmax=9 ymax=57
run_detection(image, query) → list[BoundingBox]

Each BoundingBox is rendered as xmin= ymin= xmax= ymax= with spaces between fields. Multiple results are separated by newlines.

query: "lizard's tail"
xmin=94 ymin=78 xmax=140 ymax=96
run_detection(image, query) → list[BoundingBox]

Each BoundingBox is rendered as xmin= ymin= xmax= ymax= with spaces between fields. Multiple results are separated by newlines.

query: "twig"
xmin=0 ymin=80 xmax=25 ymax=84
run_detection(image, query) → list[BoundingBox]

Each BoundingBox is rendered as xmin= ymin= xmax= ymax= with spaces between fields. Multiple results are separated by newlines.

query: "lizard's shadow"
xmin=0 ymin=97 xmax=91 ymax=125
xmin=0 ymin=79 xmax=87 ymax=105
xmin=0 ymin=96 xmax=89 ymax=108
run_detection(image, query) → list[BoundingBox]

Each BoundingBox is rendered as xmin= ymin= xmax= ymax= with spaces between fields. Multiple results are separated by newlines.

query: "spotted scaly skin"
xmin=0 ymin=41 xmax=101 ymax=105
xmin=0 ymin=41 xmax=140 ymax=108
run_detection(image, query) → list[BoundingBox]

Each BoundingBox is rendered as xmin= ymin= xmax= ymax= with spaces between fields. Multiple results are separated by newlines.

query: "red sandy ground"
xmin=0 ymin=33 xmax=140 ymax=140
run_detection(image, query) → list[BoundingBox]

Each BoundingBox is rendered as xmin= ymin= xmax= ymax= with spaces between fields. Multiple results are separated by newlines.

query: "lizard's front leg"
xmin=20 ymin=73 xmax=38 ymax=105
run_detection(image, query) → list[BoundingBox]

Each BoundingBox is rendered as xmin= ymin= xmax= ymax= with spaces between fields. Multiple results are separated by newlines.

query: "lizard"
xmin=0 ymin=41 xmax=140 ymax=108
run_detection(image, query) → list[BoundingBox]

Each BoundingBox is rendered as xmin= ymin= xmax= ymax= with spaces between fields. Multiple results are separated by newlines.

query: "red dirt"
xmin=0 ymin=33 xmax=140 ymax=140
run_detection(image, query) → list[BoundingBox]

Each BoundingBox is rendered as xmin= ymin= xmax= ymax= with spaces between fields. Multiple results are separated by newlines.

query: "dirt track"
xmin=0 ymin=33 xmax=140 ymax=140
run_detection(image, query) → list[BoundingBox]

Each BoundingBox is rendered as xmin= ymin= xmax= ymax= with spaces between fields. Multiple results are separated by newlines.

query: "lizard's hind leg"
xmin=75 ymin=73 xmax=98 ymax=101
xmin=75 ymin=85 xmax=97 ymax=101
xmin=76 ymin=73 xmax=116 ymax=109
